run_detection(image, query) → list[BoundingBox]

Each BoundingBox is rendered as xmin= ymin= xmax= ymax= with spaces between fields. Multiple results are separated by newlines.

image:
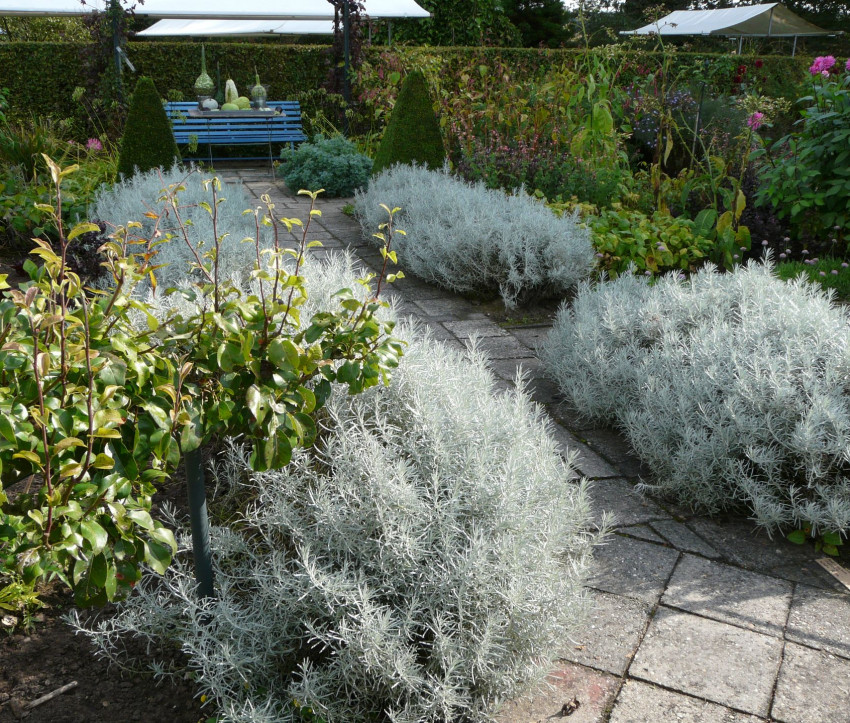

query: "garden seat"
xmin=164 ymin=101 xmax=306 ymax=162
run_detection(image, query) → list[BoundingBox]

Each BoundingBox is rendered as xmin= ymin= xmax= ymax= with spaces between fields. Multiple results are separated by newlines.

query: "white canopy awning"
xmin=138 ymin=19 xmax=335 ymax=37
xmin=0 ymin=0 xmax=429 ymax=20
xmin=623 ymin=3 xmax=835 ymax=37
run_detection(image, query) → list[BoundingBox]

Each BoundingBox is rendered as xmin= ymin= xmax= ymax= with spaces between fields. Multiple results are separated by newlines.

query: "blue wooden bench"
xmin=164 ymin=101 xmax=307 ymax=162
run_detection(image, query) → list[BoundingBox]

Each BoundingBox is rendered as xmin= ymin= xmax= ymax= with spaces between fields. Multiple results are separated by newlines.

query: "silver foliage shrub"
xmin=72 ymin=251 xmax=598 ymax=723
xmin=354 ymin=164 xmax=594 ymax=307
xmin=542 ymin=259 xmax=850 ymax=535
xmin=91 ymin=165 xmax=271 ymax=291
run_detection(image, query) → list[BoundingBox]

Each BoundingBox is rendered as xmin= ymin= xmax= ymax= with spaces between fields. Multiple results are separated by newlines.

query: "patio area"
xmin=222 ymin=167 xmax=850 ymax=723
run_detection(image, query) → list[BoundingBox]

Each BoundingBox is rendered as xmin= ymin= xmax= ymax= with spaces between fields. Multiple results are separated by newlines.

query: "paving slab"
xmin=662 ymin=554 xmax=792 ymax=637
xmin=522 ymin=374 xmax=564 ymax=407
xmin=379 ymin=275 xmax=448 ymax=299
xmin=686 ymin=517 xmax=815 ymax=573
xmin=506 ymin=326 xmax=551 ymax=351
xmin=545 ymin=425 xmax=621 ymax=479
xmin=494 ymin=662 xmax=618 ymax=723
xmin=587 ymin=479 xmax=669 ymax=529
xmin=629 ymin=607 xmax=783 ymax=717
xmin=769 ymin=560 xmax=850 ymax=593
xmin=771 ymin=642 xmax=850 ymax=723
xmin=786 ymin=583 xmax=850 ymax=658
xmin=443 ymin=320 xmax=509 ymax=339
xmin=588 ymin=535 xmax=679 ymax=604
xmin=410 ymin=297 xmax=482 ymax=321
xmin=649 ymin=519 xmax=720 ymax=558
xmin=420 ymin=323 xmax=460 ymax=343
xmin=618 ymin=524 xmax=667 ymax=544
xmin=577 ymin=428 xmax=649 ymax=478
xmin=560 ymin=590 xmax=651 ymax=676
xmin=609 ymin=680 xmax=763 ymax=723
xmin=547 ymin=399 xmax=594 ymax=429
xmin=471 ymin=335 xmax=536 ymax=360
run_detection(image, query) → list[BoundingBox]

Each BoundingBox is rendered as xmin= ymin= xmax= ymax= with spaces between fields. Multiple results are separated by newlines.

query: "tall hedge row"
xmin=0 ymin=42 xmax=331 ymax=123
xmin=0 ymin=41 xmax=812 ymax=127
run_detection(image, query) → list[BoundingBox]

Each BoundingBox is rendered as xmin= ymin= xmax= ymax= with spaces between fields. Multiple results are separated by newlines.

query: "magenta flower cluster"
xmin=86 ymin=138 xmax=103 ymax=152
xmin=747 ymin=112 xmax=765 ymax=131
xmin=809 ymin=56 xmax=840 ymax=77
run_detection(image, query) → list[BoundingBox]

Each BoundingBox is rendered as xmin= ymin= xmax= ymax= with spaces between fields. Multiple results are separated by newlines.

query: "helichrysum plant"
xmin=355 ymin=164 xmax=595 ymax=307
xmin=72 ymin=294 xmax=599 ymax=722
xmin=90 ymin=165 xmax=270 ymax=292
xmin=542 ymin=258 xmax=850 ymax=537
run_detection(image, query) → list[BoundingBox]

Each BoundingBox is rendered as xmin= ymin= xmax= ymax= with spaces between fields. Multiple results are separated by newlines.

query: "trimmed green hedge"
xmin=0 ymin=43 xmax=86 ymax=122
xmin=357 ymin=47 xmax=811 ymax=102
xmin=0 ymin=41 xmax=811 ymax=131
xmin=118 ymin=76 xmax=180 ymax=177
xmin=0 ymin=42 xmax=332 ymax=124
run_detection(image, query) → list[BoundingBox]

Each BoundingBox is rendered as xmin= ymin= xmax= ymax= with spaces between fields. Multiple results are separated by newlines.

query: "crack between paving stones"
xmin=579 ymin=549 xmax=684 ymax=722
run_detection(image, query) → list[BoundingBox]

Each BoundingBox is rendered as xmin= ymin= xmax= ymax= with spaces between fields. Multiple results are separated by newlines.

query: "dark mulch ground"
xmin=0 ymin=475 xmax=207 ymax=723
xmin=0 ymin=585 xmax=206 ymax=723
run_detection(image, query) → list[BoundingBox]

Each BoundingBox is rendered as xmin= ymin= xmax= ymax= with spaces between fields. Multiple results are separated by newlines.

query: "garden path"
xmin=223 ymin=168 xmax=850 ymax=723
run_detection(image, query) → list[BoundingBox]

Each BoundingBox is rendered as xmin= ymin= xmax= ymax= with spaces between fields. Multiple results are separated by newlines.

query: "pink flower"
xmin=810 ymin=56 xmax=836 ymax=76
xmin=846 ymin=58 xmax=850 ymax=72
xmin=747 ymin=112 xmax=765 ymax=131
xmin=86 ymin=138 xmax=103 ymax=152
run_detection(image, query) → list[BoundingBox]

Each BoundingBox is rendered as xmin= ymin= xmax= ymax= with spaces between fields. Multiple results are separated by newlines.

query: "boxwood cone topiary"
xmin=372 ymin=70 xmax=445 ymax=175
xmin=118 ymin=76 xmax=181 ymax=179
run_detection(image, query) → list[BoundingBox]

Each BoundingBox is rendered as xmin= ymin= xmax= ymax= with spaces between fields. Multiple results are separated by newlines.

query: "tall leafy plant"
xmin=0 ymin=158 xmax=405 ymax=608
xmin=755 ymin=57 xmax=850 ymax=241
xmin=0 ymin=156 xmax=181 ymax=607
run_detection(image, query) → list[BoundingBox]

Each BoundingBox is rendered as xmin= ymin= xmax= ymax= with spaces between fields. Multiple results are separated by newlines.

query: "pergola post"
xmin=343 ymin=0 xmax=350 ymax=104
xmin=110 ymin=0 xmax=123 ymax=100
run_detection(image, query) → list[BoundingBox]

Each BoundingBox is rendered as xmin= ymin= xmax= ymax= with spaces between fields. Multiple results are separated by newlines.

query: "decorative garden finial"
xmin=193 ymin=44 xmax=215 ymax=97
xmin=251 ymin=65 xmax=267 ymax=108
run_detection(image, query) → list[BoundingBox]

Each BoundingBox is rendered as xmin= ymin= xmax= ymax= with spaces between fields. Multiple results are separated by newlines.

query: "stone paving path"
xmin=223 ymin=168 xmax=850 ymax=723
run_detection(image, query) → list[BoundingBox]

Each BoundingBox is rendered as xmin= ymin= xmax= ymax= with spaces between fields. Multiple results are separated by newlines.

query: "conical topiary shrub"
xmin=372 ymin=70 xmax=445 ymax=176
xmin=118 ymin=77 xmax=181 ymax=179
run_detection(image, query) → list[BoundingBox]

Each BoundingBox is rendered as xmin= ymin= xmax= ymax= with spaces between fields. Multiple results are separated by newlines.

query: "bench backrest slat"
xmin=164 ymin=101 xmax=306 ymax=148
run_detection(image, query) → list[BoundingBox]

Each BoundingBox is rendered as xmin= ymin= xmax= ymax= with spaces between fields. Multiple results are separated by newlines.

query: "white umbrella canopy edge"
xmin=0 ymin=0 xmax=429 ymax=20
xmin=137 ymin=19 xmax=336 ymax=37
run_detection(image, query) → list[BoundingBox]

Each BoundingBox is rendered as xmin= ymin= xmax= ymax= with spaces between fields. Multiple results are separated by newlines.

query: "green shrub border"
xmin=0 ymin=41 xmax=811 ymax=129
